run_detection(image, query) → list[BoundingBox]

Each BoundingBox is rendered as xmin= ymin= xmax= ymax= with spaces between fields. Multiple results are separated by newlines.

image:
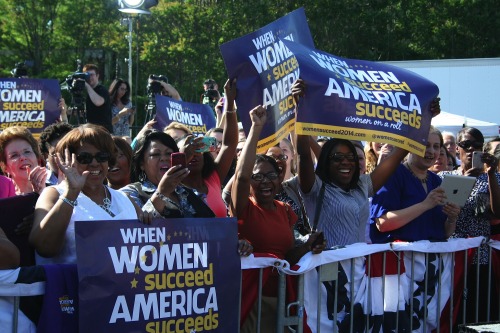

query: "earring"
xmin=139 ymin=171 xmax=146 ymax=182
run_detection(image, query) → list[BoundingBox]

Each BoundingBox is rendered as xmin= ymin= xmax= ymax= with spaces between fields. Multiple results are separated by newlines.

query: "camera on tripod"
xmin=62 ymin=70 xmax=90 ymax=126
xmin=144 ymin=74 xmax=168 ymax=125
xmin=147 ymin=74 xmax=168 ymax=96
xmin=11 ymin=62 xmax=28 ymax=78
xmin=65 ymin=72 xmax=90 ymax=94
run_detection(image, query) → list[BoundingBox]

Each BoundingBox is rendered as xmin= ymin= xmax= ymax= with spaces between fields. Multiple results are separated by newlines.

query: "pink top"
xmin=0 ymin=175 xmax=16 ymax=199
xmin=204 ymin=171 xmax=227 ymax=218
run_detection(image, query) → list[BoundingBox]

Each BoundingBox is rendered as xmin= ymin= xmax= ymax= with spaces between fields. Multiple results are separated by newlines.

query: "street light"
xmin=117 ymin=0 xmax=158 ymax=96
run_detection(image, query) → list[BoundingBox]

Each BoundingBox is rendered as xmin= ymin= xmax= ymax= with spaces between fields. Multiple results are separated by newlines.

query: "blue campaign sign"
xmin=220 ymin=7 xmax=314 ymax=152
xmin=154 ymin=95 xmax=216 ymax=137
xmin=0 ymin=78 xmax=61 ymax=137
xmin=282 ymin=40 xmax=439 ymax=155
xmin=76 ymin=218 xmax=240 ymax=333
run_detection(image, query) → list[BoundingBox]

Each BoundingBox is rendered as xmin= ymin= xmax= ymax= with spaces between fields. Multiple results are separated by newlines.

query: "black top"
xmin=86 ymin=84 xmax=113 ymax=133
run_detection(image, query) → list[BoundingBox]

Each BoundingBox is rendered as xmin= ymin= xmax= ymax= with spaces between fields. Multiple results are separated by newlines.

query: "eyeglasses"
xmin=457 ymin=140 xmax=483 ymax=151
xmin=328 ymin=153 xmax=356 ymax=162
xmin=268 ymin=154 xmax=288 ymax=161
xmin=76 ymin=152 xmax=111 ymax=164
xmin=251 ymin=172 xmax=279 ymax=181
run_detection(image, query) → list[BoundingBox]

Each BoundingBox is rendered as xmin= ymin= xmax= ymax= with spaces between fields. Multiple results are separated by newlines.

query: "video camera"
xmin=203 ymin=79 xmax=219 ymax=101
xmin=65 ymin=72 xmax=90 ymax=94
xmin=147 ymin=74 xmax=168 ymax=96
xmin=11 ymin=62 xmax=28 ymax=78
xmin=144 ymin=74 xmax=168 ymax=125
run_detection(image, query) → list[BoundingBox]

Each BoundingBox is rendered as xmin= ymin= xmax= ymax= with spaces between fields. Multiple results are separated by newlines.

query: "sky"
xmin=384 ymin=58 xmax=500 ymax=128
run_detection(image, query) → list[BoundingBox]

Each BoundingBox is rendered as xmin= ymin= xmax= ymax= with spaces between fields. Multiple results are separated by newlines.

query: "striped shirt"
xmin=300 ymin=174 xmax=373 ymax=247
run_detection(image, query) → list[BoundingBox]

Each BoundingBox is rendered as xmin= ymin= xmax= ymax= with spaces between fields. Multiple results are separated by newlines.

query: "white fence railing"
xmin=1 ymin=237 xmax=499 ymax=333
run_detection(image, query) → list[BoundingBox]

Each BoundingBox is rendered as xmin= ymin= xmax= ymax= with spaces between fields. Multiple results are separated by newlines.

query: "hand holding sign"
xmin=291 ymin=78 xmax=306 ymax=104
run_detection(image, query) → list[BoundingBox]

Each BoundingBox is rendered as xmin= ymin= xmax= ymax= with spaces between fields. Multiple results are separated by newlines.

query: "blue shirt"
xmin=370 ymin=164 xmax=447 ymax=243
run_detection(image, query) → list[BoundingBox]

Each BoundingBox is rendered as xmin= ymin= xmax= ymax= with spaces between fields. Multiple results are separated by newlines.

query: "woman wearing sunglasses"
xmin=439 ymin=126 xmax=500 ymax=322
xmin=232 ymin=105 xmax=324 ymax=333
xmin=266 ymin=146 xmax=312 ymax=241
xmin=29 ymin=124 xmax=147 ymax=264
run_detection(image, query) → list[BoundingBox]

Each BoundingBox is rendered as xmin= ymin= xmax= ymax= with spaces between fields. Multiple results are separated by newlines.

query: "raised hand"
xmin=430 ymin=97 xmax=441 ymax=117
xmin=29 ymin=166 xmax=48 ymax=194
xmin=156 ymin=165 xmax=190 ymax=197
xmin=224 ymin=78 xmax=237 ymax=104
xmin=291 ymin=79 xmax=305 ymax=104
xmin=249 ymin=105 xmax=267 ymax=127
xmin=56 ymin=148 xmax=88 ymax=192
xmin=178 ymin=135 xmax=203 ymax=162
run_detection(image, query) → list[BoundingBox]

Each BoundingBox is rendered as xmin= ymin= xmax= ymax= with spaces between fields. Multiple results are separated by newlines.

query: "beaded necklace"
xmin=404 ymin=162 xmax=428 ymax=184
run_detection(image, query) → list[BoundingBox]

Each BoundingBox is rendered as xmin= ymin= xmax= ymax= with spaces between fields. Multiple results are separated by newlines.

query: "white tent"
xmin=432 ymin=111 xmax=499 ymax=140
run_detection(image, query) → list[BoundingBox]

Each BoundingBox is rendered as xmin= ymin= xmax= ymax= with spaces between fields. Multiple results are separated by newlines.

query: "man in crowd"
xmin=82 ymin=64 xmax=113 ymax=133
xmin=442 ymin=131 xmax=460 ymax=166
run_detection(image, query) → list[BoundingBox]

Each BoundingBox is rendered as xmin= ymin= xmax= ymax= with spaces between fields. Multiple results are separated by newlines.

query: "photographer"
xmin=11 ymin=62 xmax=29 ymax=78
xmin=201 ymin=79 xmax=221 ymax=113
xmin=148 ymin=76 xmax=181 ymax=100
xmin=82 ymin=64 xmax=113 ymax=133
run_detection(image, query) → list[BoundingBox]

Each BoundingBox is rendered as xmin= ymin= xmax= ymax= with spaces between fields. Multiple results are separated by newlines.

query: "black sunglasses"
xmin=457 ymin=140 xmax=483 ymax=151
xmin=328 ymin=153 xmax=357 ymax=162
xmin=76 ymin=151 xmax=111 ymax=164
xmin=251 ymin=172 xmax=279 ymax=181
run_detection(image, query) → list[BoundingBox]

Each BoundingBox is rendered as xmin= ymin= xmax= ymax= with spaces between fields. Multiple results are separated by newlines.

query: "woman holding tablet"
xmin=370 ymin=126 xmax=461 ymax=243
xmin=440 ymin=126 xmax=500 ymax=323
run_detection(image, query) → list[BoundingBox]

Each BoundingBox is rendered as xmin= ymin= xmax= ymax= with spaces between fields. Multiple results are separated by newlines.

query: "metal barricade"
xmin=242 ymin=237 xmax=500 ymax=333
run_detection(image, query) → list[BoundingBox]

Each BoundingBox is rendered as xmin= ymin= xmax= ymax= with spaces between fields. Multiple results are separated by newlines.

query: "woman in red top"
xmin=231 ymin=105 xmax=324 ymax=332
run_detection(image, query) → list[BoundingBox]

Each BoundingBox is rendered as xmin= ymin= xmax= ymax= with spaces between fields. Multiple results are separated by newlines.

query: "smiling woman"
xmin=120 ymin=130 xmax=215 ymax=219
xmin=0 ymin=126 xmax=46 ymax=195
xmin=232 ymin=105 xmax=324 ymax=333
xmin=107 ymin=136 xmax=133 ymax=190
xmin=29 ymin=124 xmax=144 ymax=264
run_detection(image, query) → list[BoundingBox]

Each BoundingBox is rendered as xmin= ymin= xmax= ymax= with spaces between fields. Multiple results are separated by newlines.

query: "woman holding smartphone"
xmin=109 ymin=78 xmax=135 ymax=137
xmin=176 ymin=79 xmax=239 ymax=217
xmin=439 ymin=126 xmax=500 ymax=323
xmin=120 ymin=130 xmax=214 ymax=218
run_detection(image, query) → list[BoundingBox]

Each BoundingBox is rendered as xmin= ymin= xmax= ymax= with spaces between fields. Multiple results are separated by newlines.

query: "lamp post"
xmin=117 ymin=0 xmax=157 ymax=96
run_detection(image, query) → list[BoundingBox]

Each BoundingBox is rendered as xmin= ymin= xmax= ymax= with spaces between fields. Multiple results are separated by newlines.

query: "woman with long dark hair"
xmin=109 ymin=78 xmax=135 ymax=137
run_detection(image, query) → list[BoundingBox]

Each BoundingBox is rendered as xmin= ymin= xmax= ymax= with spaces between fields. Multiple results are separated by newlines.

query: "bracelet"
xmin=60 ymin=196 xmax=78 ymax=207
xmin=225 ymin=110 xmax=236 ymax=113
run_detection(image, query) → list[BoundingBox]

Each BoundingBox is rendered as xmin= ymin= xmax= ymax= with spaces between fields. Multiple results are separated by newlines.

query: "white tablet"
xmin=440 ymin=174 xmax=476 ymax=207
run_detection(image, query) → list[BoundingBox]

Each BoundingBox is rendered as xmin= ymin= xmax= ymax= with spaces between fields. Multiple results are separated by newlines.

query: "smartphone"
xmin=472 ymin=151 xmax=483 ymax=169
xmin=310 ymin=231 xmax=324 ymax=250
xmin=170 ymin=152 xmax=186 ymax=168
xmin=195 ymin=137 xmax=218 ymax=153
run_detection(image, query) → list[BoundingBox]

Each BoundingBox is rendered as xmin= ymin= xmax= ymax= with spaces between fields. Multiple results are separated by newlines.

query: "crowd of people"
xmin=1 ymin=70 xmax=500 ymax=329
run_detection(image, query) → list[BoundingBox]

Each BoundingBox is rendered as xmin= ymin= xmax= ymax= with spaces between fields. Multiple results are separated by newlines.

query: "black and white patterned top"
xmin=440 ymin=170 xmax=500 ymax=264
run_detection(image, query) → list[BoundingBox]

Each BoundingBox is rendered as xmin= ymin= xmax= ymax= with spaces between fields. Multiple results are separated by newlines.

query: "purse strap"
xmin=312 ymin=182 xmax=326 ymax=232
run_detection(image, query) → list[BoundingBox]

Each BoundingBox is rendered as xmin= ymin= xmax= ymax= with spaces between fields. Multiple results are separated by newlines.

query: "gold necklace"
xmin=405 ymin=162 xmax=428 ymax=184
